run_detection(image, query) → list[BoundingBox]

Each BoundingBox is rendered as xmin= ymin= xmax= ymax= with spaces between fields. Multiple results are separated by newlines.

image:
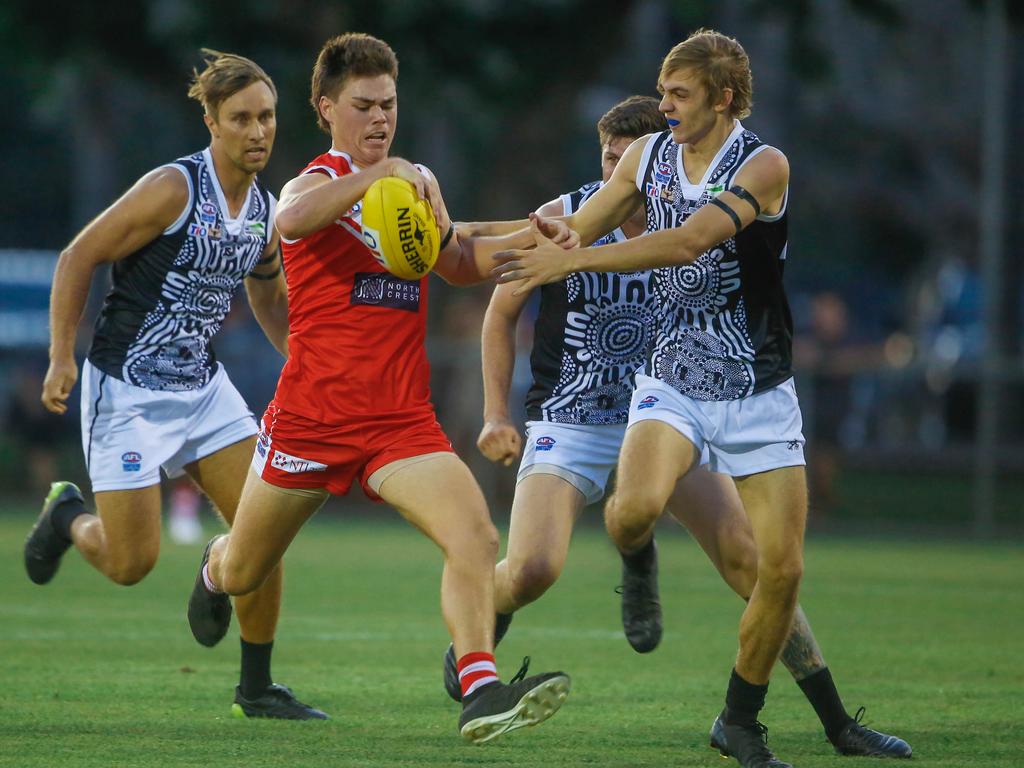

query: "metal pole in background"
xmin=973 ymin=0 xmax=1010 ymax=538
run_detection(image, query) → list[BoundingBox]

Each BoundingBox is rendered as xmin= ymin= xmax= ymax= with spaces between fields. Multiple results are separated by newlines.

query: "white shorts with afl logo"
xmin=628 ymin=373 xmax=805 ymax=477
xmin=80 ymin=360 xmax=257 ymax=492
xmin=518 ymin=422 xmax=627 ymax=505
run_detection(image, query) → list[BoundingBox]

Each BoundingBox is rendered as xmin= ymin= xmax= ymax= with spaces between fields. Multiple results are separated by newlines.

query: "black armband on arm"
xmin=727 ymin=185 xmax=761 ymax=217
xmin=247 ymin=264 xmax=281 ymax=281
xmin=439 ymin=222 xmax=455 ymax=251
xmin=708 ymin=197 xmax=742 ymax=235
xmin=256 ymin=244 xmax=281 ymax=266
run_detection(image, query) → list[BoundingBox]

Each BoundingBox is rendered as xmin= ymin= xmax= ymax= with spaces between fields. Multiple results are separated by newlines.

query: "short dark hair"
xmin=310 ymin=33 xmax=399 ymax=134
xmin=187 ymin=49 xmax=276 ymax=120
xmin=597 ymin=95 xmax=665 ymax=146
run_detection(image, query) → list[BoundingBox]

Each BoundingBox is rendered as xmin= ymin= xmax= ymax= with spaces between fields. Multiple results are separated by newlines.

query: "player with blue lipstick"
xmin=493 ymin=29 xmax=911 ymax=768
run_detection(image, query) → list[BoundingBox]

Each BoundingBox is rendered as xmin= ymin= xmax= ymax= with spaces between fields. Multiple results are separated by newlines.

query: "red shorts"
xmin=251 ymin=400 xmax=454 ymax=498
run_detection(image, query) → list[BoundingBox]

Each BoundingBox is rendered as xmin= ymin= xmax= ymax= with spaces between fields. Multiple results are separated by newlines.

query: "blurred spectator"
xmin=167 ymin=478 xmax=204 ymax=545
xmin=910 ymin=249 xmax=983 ymax=444
xmin=795 ymin=292 xmax=887 ymax=519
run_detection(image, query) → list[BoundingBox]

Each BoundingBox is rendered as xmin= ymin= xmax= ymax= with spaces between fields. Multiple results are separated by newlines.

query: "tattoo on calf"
xmin=780 ymin=609 xmax=827 ymax=680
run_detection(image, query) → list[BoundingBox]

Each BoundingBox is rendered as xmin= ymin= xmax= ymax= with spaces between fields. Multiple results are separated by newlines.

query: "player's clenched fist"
xmin=477 ymin=419 xmax=522 ymax=466
xmin=41 ymin=357 xmax=78 ymax=415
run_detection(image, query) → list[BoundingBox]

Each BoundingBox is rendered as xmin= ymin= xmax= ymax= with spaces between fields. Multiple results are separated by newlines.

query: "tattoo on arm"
xmin=779 ymin=607 xmax=827 ymax=681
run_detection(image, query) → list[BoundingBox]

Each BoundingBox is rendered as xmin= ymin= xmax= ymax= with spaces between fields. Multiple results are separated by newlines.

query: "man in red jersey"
xmin=187 ymin=33 xmax=570 ymax=743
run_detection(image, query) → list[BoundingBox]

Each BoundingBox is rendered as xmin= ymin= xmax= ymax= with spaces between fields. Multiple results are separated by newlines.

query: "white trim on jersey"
xmin=162 ymin=163 xmax=195 ymax=236
xmin=636 ymin=134 xmax=659 ymax=192
xmin=674 ymin=120 xmax=746 ymax=194
xmin=559 ymin=193 xmax=573 ymax=216
xmin=202 ymin=148 xmax=252 ymax=237
xmin=303 ymin=165 xmax=339 ymax=179
xmin=561 ymin=183 xmax=627 ymax=243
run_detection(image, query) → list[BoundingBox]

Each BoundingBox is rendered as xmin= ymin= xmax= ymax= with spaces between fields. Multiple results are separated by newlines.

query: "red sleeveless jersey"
xmin=275 ymin=150 xmax=432 ymax=424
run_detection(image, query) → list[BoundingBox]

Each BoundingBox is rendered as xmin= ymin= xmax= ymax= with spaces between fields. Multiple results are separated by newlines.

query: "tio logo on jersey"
xmin=637 ymin=395 xmax=659 ymax=410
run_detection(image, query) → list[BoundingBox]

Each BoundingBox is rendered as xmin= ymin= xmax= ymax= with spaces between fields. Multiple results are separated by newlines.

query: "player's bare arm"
xmin=476 ymin=197 xmax=561 ymax=463
xmin=437 ymin=199 xmax=579 ymax=286
xmin=562 ymin=134 xmax=649 ymax=246
xmin=436 ymin=206 xmax=576 ymax=287
xmin=477 ymin=275 xmax=536 ymax=466
xmin=244 ymin=230 xmax=289 ymax=357
xmin=275 ymin=156 xmax=432 ymax=241
xmin=493 ymin=147 xmax=788 ymax=294
xmin=42 ymin=167 xmax=189 ymax=414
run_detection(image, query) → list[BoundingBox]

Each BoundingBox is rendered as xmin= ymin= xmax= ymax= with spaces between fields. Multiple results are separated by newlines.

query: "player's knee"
xmin=444 ymin=515 xmax=499 ymax=565
xmin=757 ymin=554 xmax=803 ymax=597
xmin=605 ymin=493 xmax=660 ymax=549
xmin=106 ymin=555 xmax=157 ymax=586
xmin=720 ymin=546 xmax=758 ymax=599
xmin=508 ymin=557 xmax=560 ymax=606
xmin=218 ymin=563 xmax=265 ymax=596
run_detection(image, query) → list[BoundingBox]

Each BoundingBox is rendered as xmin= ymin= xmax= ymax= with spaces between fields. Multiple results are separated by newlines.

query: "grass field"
xmin=0 ymin=512 xmax=1020 ymax=767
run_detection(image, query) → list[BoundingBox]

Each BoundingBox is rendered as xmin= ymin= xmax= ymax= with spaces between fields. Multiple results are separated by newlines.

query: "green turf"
xmin=0 ymin=513 xmax=1020 ymax=767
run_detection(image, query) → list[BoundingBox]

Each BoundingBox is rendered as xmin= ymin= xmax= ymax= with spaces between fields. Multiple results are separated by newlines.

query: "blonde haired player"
xmin=27 ymin=50 xmax=325 ymax=719
xmin=187 ymin=32 xmax=573 ymax=743
xmin=450 ymin=92 xmax=911 ymax=763
xmin=494 ymin=31 xmax=910 ymax=768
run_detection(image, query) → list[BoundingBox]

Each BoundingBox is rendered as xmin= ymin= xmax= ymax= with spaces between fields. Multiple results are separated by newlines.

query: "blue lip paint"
xmin=667 ymin=119 xmax=680 ymax=127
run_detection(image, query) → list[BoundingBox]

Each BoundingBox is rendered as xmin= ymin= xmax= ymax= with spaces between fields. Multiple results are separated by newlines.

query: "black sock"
xmin=621 ymin=536 xmax=655 ymax=571
xmin=797 ymin=667 xmax=853 ymax=740
xmin=239 ymin=639 xmax=273 ymax=699
xmin=494 ymin=612 xmax=514 ymax=646
xmin=724 ymin=668 xmax=768 ymax=726
xmin=51 ymin=497 xmax=87 ymax=541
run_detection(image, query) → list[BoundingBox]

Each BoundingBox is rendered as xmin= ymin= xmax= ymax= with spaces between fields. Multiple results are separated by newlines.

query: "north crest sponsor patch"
xmin=350 ymin=272 xmax=421 ymax=312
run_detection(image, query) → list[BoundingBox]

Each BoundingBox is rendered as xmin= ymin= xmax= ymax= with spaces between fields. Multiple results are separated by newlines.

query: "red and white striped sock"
xmin=457 ymin=651 xmax=499 ymax=699
xmin=202 ymin=563 xmax=222 ymax=594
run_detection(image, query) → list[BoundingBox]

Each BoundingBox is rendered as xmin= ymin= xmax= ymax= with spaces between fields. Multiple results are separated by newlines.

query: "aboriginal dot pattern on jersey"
xmin=636 ymin=127 xmax=791 ymax=401
xmin=89 ymin=149 xmax=273 ymax=392
xmin=526 ymin=180 xmax=658 ymax=425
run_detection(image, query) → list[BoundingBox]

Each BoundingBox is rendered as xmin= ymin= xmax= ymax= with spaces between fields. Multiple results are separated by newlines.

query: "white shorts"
xmin=80 ymin=360 xmax=258 ymax=492
xmin=629 ymin=374 xmax=805 ymax=477
xmin=517 ymin=422 xmax=627 ymax=505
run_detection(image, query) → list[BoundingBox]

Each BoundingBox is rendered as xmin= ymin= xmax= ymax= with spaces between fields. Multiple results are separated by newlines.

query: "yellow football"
xmin=360 ymin=177 xmax=440 ymax=280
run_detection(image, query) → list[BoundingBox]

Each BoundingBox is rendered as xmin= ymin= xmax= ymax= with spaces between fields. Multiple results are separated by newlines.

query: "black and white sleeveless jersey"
xmin=88 ymin=148 xmax=275 ymax=391
xmin=525 ymin=181 xmax=660 ymax=424
xmin=636 ymin=122 xmax=792 ymax=401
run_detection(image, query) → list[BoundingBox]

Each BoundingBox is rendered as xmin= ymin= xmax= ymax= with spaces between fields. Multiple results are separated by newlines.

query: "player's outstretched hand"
xmin=41 ymin=356 xmax=78 ymax=415
xmin=530 ymin=212 xmax=579 ymax=250
xmin=492 ymin=218 xmax=577 ymax=295
xmin=477 ymin=418 xmax=522 ymax=466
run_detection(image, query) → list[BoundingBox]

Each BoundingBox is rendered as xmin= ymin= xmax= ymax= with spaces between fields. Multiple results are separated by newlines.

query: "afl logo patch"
xmin=200 ymin=202 xmax=217 ymax=223
xmin=121 ymin=451 xmax=142 ymax=471
xmin=637 ymin=395 xmax=659 ymax=410
xmin=655 ymin=162 xmax=673 ymax=183
xmin=535 ymin=436 xmax=556 ymax=452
